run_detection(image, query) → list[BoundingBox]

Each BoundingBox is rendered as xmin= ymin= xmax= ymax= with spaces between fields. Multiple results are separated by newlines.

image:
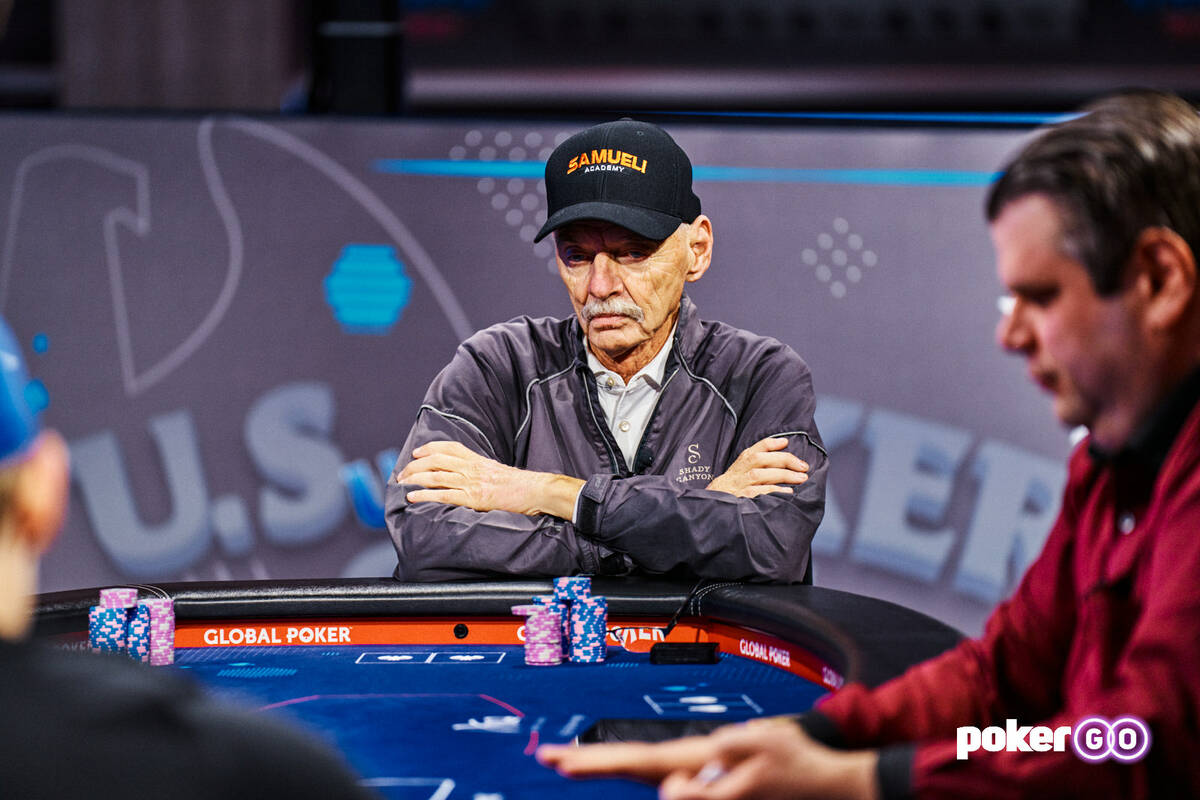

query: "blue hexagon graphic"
xmin=323 ymin=244 xmax=412 ymax=334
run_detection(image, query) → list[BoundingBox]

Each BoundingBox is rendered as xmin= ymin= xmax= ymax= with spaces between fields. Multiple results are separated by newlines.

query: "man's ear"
xmin=11 ymin=431 xmax=69 ymax=555
xmin=685 ymin=215 xmax=713 ymax=282
xmin=1134 ymin=227 xmax=1196 ymax=332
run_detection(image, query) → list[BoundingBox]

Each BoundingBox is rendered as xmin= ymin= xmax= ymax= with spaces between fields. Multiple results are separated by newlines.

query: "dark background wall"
xmin=1 ymin=1 xmax=1199 ymax=114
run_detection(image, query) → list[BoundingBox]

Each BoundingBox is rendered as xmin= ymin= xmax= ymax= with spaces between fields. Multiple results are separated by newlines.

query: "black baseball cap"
xmin=534 ymin=119 xmax=702 ymax=243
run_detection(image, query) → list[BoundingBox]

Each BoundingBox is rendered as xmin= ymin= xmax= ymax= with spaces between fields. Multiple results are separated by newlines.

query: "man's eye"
xmin=619 ymin=250 xmax=648 ymax=263
xmin=1023 ymin=288 xmax=1059 ymax=307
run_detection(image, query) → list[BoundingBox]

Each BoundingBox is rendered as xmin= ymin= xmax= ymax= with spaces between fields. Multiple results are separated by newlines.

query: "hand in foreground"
xmin=397 ymin=440 xmax=583 ymax=519
xmin=706 ymin=437 xmax=809 ymax=498
xmin=537 ymin=718 xmax=879 ymax=800
xmin=537 ymin=732 xmax=719 ymax=786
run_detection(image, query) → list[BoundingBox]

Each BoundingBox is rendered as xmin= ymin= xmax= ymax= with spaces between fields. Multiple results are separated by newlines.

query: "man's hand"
xmin=397 ymin=440 xmax=583 ymax=520
xmin=706 ymin=437 xmax=809 ymax=498
xmin=537 ymin=718 xmax=879 ymax=800
xmin=536 ymin=733 xmax=718 ymax=785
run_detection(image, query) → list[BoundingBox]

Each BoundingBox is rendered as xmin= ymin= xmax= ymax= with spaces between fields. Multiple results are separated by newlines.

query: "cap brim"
xmin=534 ymin=201 xmax=684 ymax=243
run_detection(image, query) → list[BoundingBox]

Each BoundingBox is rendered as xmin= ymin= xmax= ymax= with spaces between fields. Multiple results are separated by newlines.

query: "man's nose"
xmin=587 ymin=253 xmax=622 ymax=298
xmin=995 ymin=299 xmax=1032 ymax=354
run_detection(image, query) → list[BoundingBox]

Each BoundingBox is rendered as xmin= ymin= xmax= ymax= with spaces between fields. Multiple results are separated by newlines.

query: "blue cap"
xmin=0 ymin=317 xmax=39 ymax=464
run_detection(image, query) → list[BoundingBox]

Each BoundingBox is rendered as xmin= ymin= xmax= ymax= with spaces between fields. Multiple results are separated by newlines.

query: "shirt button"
xmin=605 ymin=377 xmax=615 ymax=389
xmin=618 ymin=420 xmax=631 ymax=432
xmin=1118 ymin=513 xmax=1136 ymax=534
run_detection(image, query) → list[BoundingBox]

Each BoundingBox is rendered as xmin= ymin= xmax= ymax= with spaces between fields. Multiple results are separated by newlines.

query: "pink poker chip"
xmin=144 ymin=600 xmax=176 ymax=666
xmin=99 ymin=588 xmax=138 ymax=609
xmin=140 ymin=597 xmax=174 ymax=613
xmin=510 ymin=605 xmax=544 ymax=616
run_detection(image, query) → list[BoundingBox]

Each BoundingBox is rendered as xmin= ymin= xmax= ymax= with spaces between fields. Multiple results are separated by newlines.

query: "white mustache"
xmin=582 ymin=299 xmax=644 ymax=322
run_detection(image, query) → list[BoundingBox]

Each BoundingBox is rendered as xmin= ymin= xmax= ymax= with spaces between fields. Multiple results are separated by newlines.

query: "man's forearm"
xmin=823 ymin=750 xmax=881 ymax=800
xmin=529 ymin=472 xmax=586 ymax=520
xmin=399 ymin=440 xmax=585 ymax=519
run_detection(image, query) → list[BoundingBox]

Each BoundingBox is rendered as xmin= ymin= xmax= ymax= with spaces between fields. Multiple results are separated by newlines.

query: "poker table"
xmin=36 ymin=578 xmax=962 ymax=799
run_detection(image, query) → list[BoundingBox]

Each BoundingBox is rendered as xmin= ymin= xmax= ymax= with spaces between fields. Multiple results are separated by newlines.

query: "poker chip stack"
xmin=511 ymin=604 xmax=563 ymax=666
xmin=512 ymin=577 xmax=610 ymax=666
xmin=87 ymin=588 xmax=175 ymax=666
xmin=126 ymin=603 xmax=152 ymax=662
xmin=532 ymin=594 xmax=569 ymax=642
xmin=554 ymin=577 xmax=608 ymax=664
xmin=88 ymin=606 xmax=128 ymax=653
xmin=88 ymin=588 xmax=138 ymax=653
xmin=142 ymin=597 xmax=176 ymax=666
xmin=567 ymin=595 xmax=608 ymax=664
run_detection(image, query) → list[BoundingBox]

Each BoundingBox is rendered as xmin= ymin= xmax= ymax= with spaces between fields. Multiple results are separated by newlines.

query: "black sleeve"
xmin=2 ymin=644 xmax=377 ymax=799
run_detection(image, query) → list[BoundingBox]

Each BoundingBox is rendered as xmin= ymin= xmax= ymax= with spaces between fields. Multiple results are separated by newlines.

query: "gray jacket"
xmin=385 ymin=295 xmax=827 ymax=583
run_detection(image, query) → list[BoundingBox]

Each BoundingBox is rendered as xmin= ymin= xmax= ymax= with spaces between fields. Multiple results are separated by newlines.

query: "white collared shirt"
xmin=585 ymin=327 xmax=675 ymax=470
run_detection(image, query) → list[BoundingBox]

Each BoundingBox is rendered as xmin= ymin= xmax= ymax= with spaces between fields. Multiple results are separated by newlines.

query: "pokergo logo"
xmin=1071 ymin=716 xmax=1152 ymax=764
xmin=956 ymin=716 xmax=1151 ymax=764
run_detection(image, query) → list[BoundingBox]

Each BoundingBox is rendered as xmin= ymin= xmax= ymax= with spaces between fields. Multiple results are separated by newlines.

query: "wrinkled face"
xmin=555 ymin=219 xmax=707 ymax=369
xmin=992 ymin=194 xmax=1144 ymax=448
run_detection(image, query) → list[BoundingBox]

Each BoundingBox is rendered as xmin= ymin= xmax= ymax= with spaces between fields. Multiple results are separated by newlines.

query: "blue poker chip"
xmin=568 ymin=596 xmax=608 ymax=663
xmin=0 ymin=317 xmax=39 ymax=465
xmin=553 ymin=576 xmax=592 ymax=603
xmin=88 ymin=606 xmax=128 ymax=653
xmin=127 ymin=604 xmax=152 ymax=662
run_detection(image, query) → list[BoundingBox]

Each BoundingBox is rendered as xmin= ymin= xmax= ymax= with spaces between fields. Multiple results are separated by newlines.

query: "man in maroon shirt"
xmin=537 ymin=89 xmax=1200 ymax=799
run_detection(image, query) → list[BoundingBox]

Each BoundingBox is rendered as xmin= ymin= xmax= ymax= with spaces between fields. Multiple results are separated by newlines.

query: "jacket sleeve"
xmin=809 ymin=445 xmax=1200 ymax=799
xmin=573 ymin=346 xmax=827 ymax=583
xmin=385 ymin=402 xmax=605 ymax=580
xmin=385 ymin=336 xmax=614 ymax=581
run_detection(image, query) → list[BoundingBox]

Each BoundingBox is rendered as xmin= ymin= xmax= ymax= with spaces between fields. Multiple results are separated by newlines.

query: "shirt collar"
xmin=584 ymin=323 xmax=676 ymax=391
xmin=1088 ymin=365 xmax=1200 ymax=472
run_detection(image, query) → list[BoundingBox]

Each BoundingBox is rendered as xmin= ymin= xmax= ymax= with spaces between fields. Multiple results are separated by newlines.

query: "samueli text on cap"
xmin=567 ymin=149 xmax=649 ymax=175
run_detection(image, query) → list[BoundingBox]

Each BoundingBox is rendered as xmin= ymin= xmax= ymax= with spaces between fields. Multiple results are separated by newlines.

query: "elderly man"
xmin=385 ymin=119 xmax=827 ymax=582
xmin=539 ymin=90 xmax=1200 ymax=799
xmin=0 ymin=318 xmax=375 ymax=798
